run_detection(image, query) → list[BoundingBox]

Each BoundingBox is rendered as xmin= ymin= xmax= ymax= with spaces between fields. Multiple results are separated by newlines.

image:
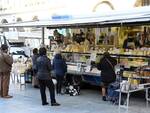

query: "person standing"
xmin=97 ymin=52 xmax=117 ymax=101
xmin=36 ymin=47 xmax=60 ymax=106
xmin=53 ymin=53 xmax=67 ymax=94
xmin=31 ymin=48 xmax=39 ymax=88
xmin=0 ymin=44 xmax=13 ymax=98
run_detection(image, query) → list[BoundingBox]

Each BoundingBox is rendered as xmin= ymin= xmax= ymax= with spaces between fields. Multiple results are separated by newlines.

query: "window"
xmin=0 ymin=35 xmax=7 ymax=47
xmin=142 ymin=0 xmax=150 ymax=6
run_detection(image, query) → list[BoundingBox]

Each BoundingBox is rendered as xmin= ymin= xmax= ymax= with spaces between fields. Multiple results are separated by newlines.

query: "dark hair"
xmin=33 ymin=48 xmax=38 ymax=55
xmin=54 ymin=53 xmax=62 ymax=59
xmin=128 ymin=32 xmax=134 ymax=37
xmin=54 ymin=29 xmax=58 ymax=33
xmin=1 ymin=44 xmax=8 ymax=51
xmin=39 ymin=47 xmax=47 ymax=56
xmin=103 ymin=51 xmax=110 ymax=58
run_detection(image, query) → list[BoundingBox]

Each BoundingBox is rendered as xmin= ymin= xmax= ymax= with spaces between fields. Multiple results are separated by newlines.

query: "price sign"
xmin=85 ymin=66 xmax=91 ymax=72
xmin=90 ymin=52 xmax=97 ymax=61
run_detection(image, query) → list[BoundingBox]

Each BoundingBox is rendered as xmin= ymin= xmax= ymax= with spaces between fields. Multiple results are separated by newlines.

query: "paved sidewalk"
xmin=0 ymin=84 xmax=149 ymax=113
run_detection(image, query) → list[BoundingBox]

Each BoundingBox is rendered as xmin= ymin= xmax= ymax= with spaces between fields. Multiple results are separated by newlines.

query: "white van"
xmin=9 ymin=41 xmax=30 ymax=61
xmin=0 ymin=34 xmax=29 ymax=61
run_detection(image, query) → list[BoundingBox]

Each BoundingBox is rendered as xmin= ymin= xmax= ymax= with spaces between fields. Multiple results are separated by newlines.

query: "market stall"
xmin=0 ymin=7 xmax=150 ymax=105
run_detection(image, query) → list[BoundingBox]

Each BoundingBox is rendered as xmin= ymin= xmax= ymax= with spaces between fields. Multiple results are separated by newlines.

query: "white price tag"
xmin=85 ymin=66 xmax=91 ymax=72
xmin=90 ymin=52 xmax=97 ymax=61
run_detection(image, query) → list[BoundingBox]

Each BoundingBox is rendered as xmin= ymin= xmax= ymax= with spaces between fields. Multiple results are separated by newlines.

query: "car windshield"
xmin=10 ymin=47 xmax=28 ymax=57
xmin=9 ymin=42 xmax=24 ymax=47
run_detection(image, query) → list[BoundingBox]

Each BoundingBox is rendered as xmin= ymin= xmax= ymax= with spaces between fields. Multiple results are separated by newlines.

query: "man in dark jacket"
xmin=97 ymin=52 xmax=117 ymax=101
xmin=36 ymin=47 xmax=60 ymax=106
xmin=53 ymin=53 xmax=67 ymax=94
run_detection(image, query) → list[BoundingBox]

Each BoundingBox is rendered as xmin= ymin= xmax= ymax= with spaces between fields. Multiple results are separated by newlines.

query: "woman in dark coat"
xmin=36 ymin=47 xmax=60 ymax=106
xmin=97 ymin=52 xmax=117 ymax=101
xmin=53 ymin=53 xmax=67 ymax=94
xmin=31 ymin=48 xmax=39 ymax=88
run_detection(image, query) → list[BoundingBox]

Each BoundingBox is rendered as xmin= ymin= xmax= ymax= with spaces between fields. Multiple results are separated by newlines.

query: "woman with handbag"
xmin=52 ymin=53 xmax=67 ymax=94
xmin=97 ymin=52 xmax=117 ymax=101
xmin=31 ymin=48 xmax=39 ymax=88
xmin=36 ymin=47 xmax=60 ymax=106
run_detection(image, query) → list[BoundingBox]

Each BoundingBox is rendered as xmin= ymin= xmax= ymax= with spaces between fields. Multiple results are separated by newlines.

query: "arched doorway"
xmin=16 ymin=17 xmax=24 ymax=32
xmin=1 ymin=19 xmax=9 ymax=32
xmin=31 ymin=16 xmax=40 ymax=31
xmin=32 ymin=16 xmax=39 ymax=21
xmin=92 ymin=1 xmax=115 ymax=46
xmin=93 ymin=0 xmax=114 ymax=12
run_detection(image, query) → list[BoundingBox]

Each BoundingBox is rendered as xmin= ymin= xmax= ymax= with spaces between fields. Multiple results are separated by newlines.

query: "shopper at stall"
xmin=0 ymin=44 xmax=13 ymax=98
xmin=53 ymin=53 xmax=67 ymax=94
xmin=97 ymin=52 xmax=117 ymax=101
xmin=36 ymin=47 xmax=60 ymax=106
xmin=31 ymin=48 xmax=39 ymax=88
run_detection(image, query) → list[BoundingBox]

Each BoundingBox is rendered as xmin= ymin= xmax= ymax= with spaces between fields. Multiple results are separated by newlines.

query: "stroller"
xmin=107 ymin=69 xmax=123 ymax=105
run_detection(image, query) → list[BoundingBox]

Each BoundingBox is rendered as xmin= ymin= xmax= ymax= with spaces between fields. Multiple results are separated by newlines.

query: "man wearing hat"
xmin=0 ymin=44 xmax=13 ymax=98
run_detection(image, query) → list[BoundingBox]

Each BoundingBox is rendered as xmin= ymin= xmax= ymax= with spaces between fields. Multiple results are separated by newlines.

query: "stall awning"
xmin=1 ymin=6 xmax=150 ymax=28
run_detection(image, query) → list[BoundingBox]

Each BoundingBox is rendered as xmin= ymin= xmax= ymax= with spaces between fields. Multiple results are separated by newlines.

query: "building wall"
xmin=0 ymin=0 xmax=149 ymax=47
xmin=0 ymin=0 xmax=143 ymax=24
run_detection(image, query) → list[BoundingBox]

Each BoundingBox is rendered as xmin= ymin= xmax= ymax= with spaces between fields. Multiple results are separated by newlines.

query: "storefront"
xmin=0 ymin=6 xmax=150 ymax=87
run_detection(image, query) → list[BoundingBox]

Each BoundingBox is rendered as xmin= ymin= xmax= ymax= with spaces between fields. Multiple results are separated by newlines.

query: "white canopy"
xmin=1 ymin=6 xmax=150 ymax=28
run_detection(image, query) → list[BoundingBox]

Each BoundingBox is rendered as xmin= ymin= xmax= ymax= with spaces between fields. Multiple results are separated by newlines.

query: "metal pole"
xmin=41 ymin=27 xmax=45 ymax=46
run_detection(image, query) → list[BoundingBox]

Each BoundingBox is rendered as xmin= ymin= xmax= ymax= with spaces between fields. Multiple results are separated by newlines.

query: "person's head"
xmin=103 ymin=51 xmax=110 ymax=58
xmin=54 ymin=53 xmax=62 ymax=59
xmin=39 ymin=47 xmax=47 ymax=56
xmin=1 ymin=44 xmax=8 ymax=53
xmin=33 ymin=48 xmax=38 ymax=55
xmin=53 ymin=29 xmax=59 ymax=36
xmin=87 ymin=28 xmax=91 ymax=32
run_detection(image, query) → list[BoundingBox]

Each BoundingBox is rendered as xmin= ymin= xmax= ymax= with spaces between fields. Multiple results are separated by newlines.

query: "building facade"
xmin=0 ymin=0 xmax=149 ymax=47
xmin=1 ymin=0 xmax=148 ymax=26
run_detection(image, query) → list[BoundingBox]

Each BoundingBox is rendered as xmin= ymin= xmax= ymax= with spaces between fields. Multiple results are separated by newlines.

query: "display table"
xmin=116 ymin=83 xmax=150 ymax=109
xmin=67 ymin=65 xmax=101 ymax=86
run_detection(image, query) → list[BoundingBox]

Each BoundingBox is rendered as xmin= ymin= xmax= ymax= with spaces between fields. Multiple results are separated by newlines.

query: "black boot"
xmin=51 ymin=102 xmax=60 ymax=106
xmin=42 ymin=102 xmax=49 ymax=106
xmin=102 ymin=96 xmax=107 ymax=101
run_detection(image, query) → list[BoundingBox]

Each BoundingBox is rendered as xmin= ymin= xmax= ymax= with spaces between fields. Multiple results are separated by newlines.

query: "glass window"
xmin=0 ymin=35 xmax=6 ymax=47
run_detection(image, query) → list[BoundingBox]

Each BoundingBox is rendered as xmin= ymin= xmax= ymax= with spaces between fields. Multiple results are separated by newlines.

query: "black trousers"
xmin=38 ymin=79 xmax=56 ymax=104
xmin=56 ymin=76 xmax=64 ymax=94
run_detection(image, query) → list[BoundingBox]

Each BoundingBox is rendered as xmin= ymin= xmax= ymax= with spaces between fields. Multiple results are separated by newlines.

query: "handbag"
xmin=105 ymin=58 xmax=117 ymax=83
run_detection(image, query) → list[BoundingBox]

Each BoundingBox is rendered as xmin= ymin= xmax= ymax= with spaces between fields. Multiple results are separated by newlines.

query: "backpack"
xmin=64 ymin=85 xmax=80 ymax=96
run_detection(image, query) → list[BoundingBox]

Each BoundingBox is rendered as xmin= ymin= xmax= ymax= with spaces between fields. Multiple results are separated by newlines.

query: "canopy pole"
xmin=41 ymin=27 xmax=45 ymax=46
